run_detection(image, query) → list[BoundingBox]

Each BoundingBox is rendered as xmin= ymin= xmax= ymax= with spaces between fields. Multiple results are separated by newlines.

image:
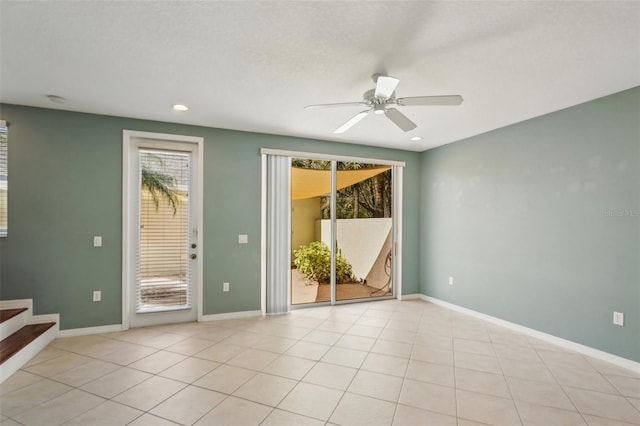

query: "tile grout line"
xmin=535 ymin=346 xmax=601 ymax=424
xmin=4 ymin=299 xmax=638 ymax=426
xmin=487 ymin=320 xmax=525 ymax=426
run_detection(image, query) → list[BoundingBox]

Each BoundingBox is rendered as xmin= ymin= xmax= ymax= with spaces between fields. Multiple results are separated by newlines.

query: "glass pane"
xmin=290 ymin=158 xmax=332 ymax=305
xmin=335 ymin=162 xmax=393 ymax=301
xmin=137 ymin=150 xmax=191 ymax=312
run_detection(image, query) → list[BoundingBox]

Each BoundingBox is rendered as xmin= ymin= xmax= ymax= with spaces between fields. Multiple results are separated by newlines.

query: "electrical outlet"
xmin=223 ymin=282 xmax=230 ymax=292
xmin=448 ymin=276 xmax=454 ymax=286
xmin=238 ymin=234 xmax=248 ymax=244
xmin=613 ymin=311 xmax=624 ymax=326
xmin=93 ymin=236 xmax=102 ymax=247
xmin=93 ymin=291 xmax=101 ymax=302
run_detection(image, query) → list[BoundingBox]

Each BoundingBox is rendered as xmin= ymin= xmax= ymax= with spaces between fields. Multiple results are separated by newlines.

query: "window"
xmin=0 ymin=120 xmax=7 ymax=237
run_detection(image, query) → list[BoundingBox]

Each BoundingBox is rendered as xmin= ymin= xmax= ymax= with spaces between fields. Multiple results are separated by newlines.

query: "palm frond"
xmin=141 ymin=168 xmax=180 ymax=214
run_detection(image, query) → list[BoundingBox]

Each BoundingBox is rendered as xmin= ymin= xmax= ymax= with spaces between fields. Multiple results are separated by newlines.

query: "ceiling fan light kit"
xmin=306 ymin=73 xmax=463 ymax=135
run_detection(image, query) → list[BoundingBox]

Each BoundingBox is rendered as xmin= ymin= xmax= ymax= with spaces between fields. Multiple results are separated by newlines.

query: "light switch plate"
xmin=238 ymin=234 xmax=248 ymax=244
xmin=93 ymin=236 xmax=102 ymax=247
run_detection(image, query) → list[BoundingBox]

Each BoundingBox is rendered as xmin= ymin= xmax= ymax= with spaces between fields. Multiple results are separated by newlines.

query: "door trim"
xmin=260 ymin=148 xmax=405 ymax=167
xmin=122 ymin=130 xmax=204 ymax=329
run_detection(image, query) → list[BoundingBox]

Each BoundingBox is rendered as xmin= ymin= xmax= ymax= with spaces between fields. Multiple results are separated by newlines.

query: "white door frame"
xmin=259 ymin=148 xmax=404 ymax=313
xmin=122 ymin=130 xmax=204 ymax=329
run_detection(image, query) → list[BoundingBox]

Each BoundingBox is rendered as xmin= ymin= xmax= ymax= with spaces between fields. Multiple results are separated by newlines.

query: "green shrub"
xmin=293 ymin=241 xmax=353 ymax=284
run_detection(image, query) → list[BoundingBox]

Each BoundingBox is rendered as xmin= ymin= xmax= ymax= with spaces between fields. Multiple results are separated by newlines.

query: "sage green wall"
xmin=420 ymin=87 xmax=640 ymax=362
xmin=0 ymin=104 xmax=421 ymax=329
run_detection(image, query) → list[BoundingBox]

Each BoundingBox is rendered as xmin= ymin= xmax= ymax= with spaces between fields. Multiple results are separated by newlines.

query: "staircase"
xmin=0 ymin=299 xmax=59 ymax=383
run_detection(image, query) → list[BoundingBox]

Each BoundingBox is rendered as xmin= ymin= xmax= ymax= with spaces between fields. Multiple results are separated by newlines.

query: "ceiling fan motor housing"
xmin=362 ymin=89 xmax=395 ymax=105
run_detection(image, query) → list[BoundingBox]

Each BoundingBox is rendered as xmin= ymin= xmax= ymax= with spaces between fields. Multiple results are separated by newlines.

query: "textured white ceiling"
xmin=1 ymin=1 xmax=639 ymax=151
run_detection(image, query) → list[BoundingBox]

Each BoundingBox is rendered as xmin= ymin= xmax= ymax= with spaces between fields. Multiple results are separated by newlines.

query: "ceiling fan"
xmin=305 ymin=74 xmax=463 ymax=134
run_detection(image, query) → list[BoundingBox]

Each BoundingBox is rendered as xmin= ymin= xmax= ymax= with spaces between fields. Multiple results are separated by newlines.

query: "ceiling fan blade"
xmin=374 ymin=75 xmax=400 ymax=99
xmin=385 ymin=108 xmax=417 ymax=132
xmin=333 ymin=110 xmax=370 ymax=134
xmin=396 ymin=95 xmax=463 ymax=106
xmin=304 ymin=102 xmax=366 ymax=110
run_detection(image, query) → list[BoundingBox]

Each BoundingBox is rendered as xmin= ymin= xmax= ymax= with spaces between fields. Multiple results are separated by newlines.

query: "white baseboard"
xmin=398 ymin=293 xmax=423 ymax=301
xmin=417 ymin=294 xmax=639 ymax=373
xmin=29 ymin=313 xmax=59 ymax=324
xmin=200 ymin=310 xmax=263 ymax=322
xmin=0 ymin=299 xmax=33 ymax=310
xmin=57 ymin=324 xmax=124 ymax=338
xmin=0 ymin=299 xmax=60 ymax=336
xmin=33 ymin=310 xmax=263 ymax=337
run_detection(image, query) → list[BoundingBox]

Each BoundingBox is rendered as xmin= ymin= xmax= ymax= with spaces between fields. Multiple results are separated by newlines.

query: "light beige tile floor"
xmin=1 ymin=299 xmax=639 ymax=425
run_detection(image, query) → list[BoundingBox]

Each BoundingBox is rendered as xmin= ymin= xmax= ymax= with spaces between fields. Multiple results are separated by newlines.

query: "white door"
xmin=123 ymin=131 xmax=203 ymax=328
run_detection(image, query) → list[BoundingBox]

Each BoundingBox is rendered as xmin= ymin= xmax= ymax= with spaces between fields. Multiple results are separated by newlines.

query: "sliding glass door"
xmin=290 ymin=158 xmax=394 ymax=306
xmin=335 ymin=162 xmax=393 ymax=301
xmin=290 ymin=159 xmax=331 ymax=305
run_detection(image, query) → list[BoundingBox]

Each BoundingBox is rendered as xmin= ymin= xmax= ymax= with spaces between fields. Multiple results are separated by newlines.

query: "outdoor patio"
xmin=291 ymin=268 xmax=390 ymax=305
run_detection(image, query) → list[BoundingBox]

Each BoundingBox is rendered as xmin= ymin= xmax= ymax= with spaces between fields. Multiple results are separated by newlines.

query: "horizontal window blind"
xmin=0 ymin=121 xmax=7 ymax=237
xmin=137 ymin=149 xmax=191 ymax=313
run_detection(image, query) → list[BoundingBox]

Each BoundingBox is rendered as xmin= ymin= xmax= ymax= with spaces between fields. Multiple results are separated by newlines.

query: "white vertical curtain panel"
xmin=266 ymin=155 xmax=291 ymax=314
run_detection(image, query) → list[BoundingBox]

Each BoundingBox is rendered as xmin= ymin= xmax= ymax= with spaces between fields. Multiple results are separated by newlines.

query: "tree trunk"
xmin=353 ymin=185 xmax=359 ymax=218
xmin=383 ymin=171 xmax=392 ymax=218
xmin=372 ymin=174 xmax=385 ymax=218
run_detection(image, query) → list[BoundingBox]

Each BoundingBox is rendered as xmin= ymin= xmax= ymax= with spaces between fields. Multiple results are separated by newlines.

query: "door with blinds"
xmin=124 ymin=132 xmax=202 ymax=328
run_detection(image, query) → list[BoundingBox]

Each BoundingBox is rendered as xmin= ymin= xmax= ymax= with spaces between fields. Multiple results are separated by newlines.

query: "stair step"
xmin=0 ymin=323 xmax=56 ymax=365
xmin=0 ymin=308 xmax=28 ymax=324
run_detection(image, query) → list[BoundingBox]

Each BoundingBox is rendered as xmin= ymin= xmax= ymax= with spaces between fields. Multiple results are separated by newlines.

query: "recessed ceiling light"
xmin=410 ymin=136 xmax=422 ymax=141
xmin=46 ymin=94 xmax=66 ymax=104
xmin=172 ymin=104 xmax=189 ymax=111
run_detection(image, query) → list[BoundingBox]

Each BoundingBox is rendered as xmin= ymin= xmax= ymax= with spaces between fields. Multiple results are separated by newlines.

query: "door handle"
xmin=190 ymin=254 xmax=197 ymax=260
